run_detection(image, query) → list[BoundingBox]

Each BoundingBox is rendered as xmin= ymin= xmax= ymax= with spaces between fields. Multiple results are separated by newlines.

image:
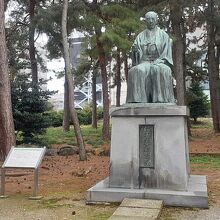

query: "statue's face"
xmin=145 ymin=14 xmax=157 ymax=30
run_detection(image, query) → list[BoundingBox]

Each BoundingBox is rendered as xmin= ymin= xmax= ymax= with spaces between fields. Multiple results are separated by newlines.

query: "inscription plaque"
xmin=139 ymin=125 xmax=154 ymax=168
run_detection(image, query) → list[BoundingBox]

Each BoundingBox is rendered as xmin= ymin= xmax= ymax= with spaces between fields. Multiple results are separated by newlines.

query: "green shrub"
xmin=97 ymin=107 xmax=103 ymax=120
xmin=46 ymin=105 xmax=103 ymax=127
xmin=77 ymin=105 xmax=103 ymax=125
xmin=46 ymin=110 xmax=64 ymax=127
xmin=77 ymin=105 xmax=92 ymax=125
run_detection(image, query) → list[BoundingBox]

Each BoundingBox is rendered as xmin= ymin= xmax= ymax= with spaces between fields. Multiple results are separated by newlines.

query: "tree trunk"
xmin=181 ymin=13 xmax=192 ymax=136
xmin=95 ymin=28 xmax=110 ymax=141
xmin=123 ymin=51 xmax=128 ymax=82
xmin=0 ymin=0 xmax=16 ymax=159
xmin=92 ymin=70 xmax=97 ymax=129
xmin=207 ymin=0 xmax=220 ymax=132
xmin=116 ymin=48 xmax=121 ymax=107
xmin=187 ymin=118 xmax=192 ymax=136
xmin=29 ymin=0 xmax=38 ymax=84
xmin=170 ymin=0 xmax=186 ymax=106
xmin=170 ymin=1 xmax=192 ymax=137
xmin=62 ymin=0 xmax=86 ymax=160
xmin=193 ymin=117 xmax=197 ymax=123
xmin=63 ymin=73 xmax=70 ymax=131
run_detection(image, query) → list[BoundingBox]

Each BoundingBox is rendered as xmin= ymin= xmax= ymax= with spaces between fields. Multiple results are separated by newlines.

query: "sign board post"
xmin=33 ymin=168 xmax=38 ymax=197
xmin=1 ymin=168 xmax=5 ymax=196
xmin=1 ymin=147 xmax=46 ymax=198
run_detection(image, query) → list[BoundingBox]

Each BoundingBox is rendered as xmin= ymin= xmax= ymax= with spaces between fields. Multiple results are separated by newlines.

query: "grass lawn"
xmin=42 ymin=123 xmax=104 ymax=148
xmin=190 ymin=155 xmax=220 ymax=169
xmin=191 ymin=118 xmax=213 ymax=129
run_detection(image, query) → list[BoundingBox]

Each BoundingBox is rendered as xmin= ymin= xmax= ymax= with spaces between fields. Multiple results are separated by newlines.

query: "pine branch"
xmin=81 ymin=0 xmax=111 ymax=23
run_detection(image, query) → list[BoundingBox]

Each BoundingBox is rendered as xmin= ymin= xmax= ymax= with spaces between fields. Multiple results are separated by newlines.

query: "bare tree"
xmin=62 ymin=0 xmax=86 ymax=160
xmin=0 ymin=0 xmax=16 ymax=159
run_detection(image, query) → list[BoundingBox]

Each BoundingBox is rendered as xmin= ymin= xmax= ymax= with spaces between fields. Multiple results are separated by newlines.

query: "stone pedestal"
xmin=109 ymin=105 xmax=190 ymax=191
xmin=87 ymin=104 xmax=208 ymax=208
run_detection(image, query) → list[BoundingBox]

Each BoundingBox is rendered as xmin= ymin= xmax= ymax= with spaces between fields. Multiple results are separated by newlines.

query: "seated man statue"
xmin=126 ymin=11 xmax=175 ymax=103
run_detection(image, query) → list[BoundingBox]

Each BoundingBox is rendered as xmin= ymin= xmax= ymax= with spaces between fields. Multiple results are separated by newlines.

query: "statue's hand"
xmin=153 ymin=59 xmax=164 ymax=65
xmin=132 ymin=45 xmax=139 ymax=52
xmin=131 ymin=45 xmax=140 ymax=66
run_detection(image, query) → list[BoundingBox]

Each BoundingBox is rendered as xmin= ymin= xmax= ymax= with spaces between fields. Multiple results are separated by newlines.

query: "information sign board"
xmin=1 ymin=147 xmax=46 ymax=197
xmin=2 ymin=147 xmax=46 ymax=169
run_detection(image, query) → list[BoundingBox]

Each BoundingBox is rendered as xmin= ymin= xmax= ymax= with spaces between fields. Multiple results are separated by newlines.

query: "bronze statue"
xmin=126 ymin=11 xmax=175 ymax=103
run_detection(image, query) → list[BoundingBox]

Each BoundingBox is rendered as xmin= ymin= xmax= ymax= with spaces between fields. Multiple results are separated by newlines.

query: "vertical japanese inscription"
xmin=139 ymin=125 xmax=154 ymax=168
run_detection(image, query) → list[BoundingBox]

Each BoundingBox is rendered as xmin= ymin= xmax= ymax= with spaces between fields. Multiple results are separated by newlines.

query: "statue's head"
xmin=145 ymin=11 xmax=158 ymax=30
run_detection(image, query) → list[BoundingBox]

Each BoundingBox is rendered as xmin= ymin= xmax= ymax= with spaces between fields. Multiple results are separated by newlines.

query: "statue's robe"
xmin=126 ymin=27 xmax=175 ymax=103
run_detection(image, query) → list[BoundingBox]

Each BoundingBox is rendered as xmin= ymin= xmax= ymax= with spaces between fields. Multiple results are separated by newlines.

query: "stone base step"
xmin=86 ymin=175 xmax=208 ymax=208
xmin=108 ymin=198 xmax=163 ymax=220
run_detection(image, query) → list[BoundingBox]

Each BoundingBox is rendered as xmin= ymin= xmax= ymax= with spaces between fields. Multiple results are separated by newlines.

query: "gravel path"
xmin=160 ymin=205 xmax=220 ymax=220
xmin=1 ymin=196 xmax=220 ymax=220
xmin=0 ymin=196 xmax=116 ymax=220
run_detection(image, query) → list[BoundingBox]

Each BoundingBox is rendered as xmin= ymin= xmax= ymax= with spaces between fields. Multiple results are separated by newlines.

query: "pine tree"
xmin=187 ymin=82 xmax=209 ymax=123
xmin=6 ymin=0 xmax=47 ymax=83
xmin=11 ymin=74 xmax=55 ymax=144
xmin=80 ymin=0 xmax=111 ymax=141
xmin=80 ymin=0 xmax=141 ymax=139
xmin=100 ymin=2 xmax=141 ymax=106
xmin=62 ymin=0 xmax=86 ymax=160
xmin=37 ymin=0 xmax=84 ymax=132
